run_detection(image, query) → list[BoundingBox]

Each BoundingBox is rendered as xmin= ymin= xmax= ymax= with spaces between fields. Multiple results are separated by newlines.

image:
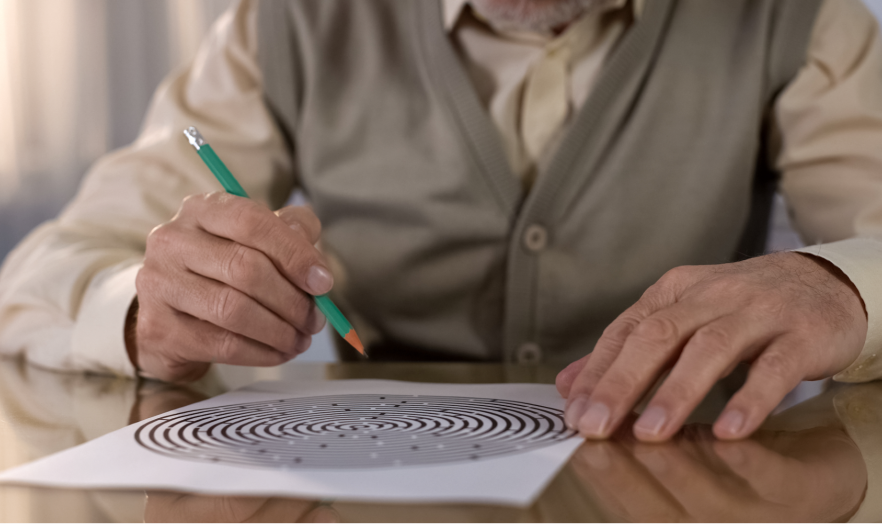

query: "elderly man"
xmin=0 ymin=0 xmax=880 ymax=443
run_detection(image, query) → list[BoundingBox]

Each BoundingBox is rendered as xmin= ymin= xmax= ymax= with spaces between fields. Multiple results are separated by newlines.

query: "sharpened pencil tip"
xmin=344 ymin=329 xmax=366 ymax=357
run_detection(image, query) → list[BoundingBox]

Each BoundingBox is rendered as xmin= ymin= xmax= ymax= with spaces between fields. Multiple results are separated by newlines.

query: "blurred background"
xmin=0 ymin=0 xmax=235 ymax=259
xmin=0 ymin=0 xmax=881 ymax=363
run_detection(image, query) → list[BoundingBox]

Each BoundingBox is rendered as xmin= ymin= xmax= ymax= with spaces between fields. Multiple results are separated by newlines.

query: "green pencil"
xmin=183 ymin=126 xmax=366 ymax=357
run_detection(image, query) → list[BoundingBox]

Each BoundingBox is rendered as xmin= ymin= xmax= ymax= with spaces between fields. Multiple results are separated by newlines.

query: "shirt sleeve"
xmin=772 ymin=0 xmax=882 ymax=382
xmin=0 ymin=0 xmax=294 ymax=377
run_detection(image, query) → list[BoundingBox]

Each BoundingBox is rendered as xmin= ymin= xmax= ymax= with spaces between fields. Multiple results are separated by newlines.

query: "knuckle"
xmin=232 ymin=200 xmax=271 ymax=233
xmin=755 ymin=351 xmax=796 ymax=382
xmin=216 ymin=330 xmax=241 ymax=363
xmin=691 ymin=325 xmax=734 ymax=355
xmin=203 ymin=190 xmax=228 ymax=206
xmin=154 ymin=353 xmax=184 ymax=377
xmin=597 ymin=372 xmax=640 ymax=400
xmin=707 ymin=275 xmax=744 ymax=299
xmin=660 ymin=265 xmax=694 ymax=286
xmin=134 ymin=268 xmax=152 ymax=293
xmin=180 ymin=193 xmax=202 ymax=210
xmin=135 ymin=306 xmax=163 ymax=344
xmin=179 ymin=193 xmax=211 ymax=218
xmin=578 ymin=363 xmax=609 ymax=393
xmin=135 ymin=268 xmax=165 ymax=300
xmin=554 ymin=369 xmax=571 ymax=393
xmin=639 ymin=282 xmax=666 ymax=303
xmin=146 ymin=223 xmax=174 ymax=251
xmin=755 ymin=295 xmax=787 ymax=318
xmin=281 ymin=240 xmax=315 ymax=275
xmin=600 ymin=318 xmax=637 ymax=347
xmin=633 ymin=316 xmax=679 ymax=344
xmin=212 ymin=287 xmax=243 ymax=327
xmin=223 ymin=245 xmax=263 ymax=290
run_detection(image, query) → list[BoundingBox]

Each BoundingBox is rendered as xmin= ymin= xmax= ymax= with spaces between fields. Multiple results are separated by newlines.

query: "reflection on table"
xmin=0 ymin=357 xmax=878 ymax=522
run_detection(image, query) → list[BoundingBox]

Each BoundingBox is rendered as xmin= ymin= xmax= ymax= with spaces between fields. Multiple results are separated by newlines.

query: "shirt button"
xmin=516 ymin=342 xmax=542 ymax=365
xmin=523 ymin=224 xmax=548 ymax=253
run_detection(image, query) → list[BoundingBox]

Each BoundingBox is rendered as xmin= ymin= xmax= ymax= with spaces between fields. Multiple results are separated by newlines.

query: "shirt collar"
xmin=441 ymin=0 xmax=644 ymax=32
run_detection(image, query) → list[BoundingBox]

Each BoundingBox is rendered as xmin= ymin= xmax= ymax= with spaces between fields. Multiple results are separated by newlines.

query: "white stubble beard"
xmin=469 ymin=0 xmax=603 ymax=32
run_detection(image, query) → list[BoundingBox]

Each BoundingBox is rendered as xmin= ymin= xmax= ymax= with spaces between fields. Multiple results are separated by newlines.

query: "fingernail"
xmin=579 ymin=401 xmax=611 ymax=438
xmin=634 ymin=406 xmax=668 ymax=438
xmin=716 ymin=410 xmax=745 ymax=437
xmin=565 ymin=397 xmax=589 ymax=430
xmin=581 ymin=444 xmax=610 ymax=470
xmin=307 ymin=266 xmax=334 ymax=294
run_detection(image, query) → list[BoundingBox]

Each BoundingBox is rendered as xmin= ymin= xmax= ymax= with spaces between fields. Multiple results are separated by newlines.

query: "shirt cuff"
xmin=71 ymin=260 xmax=142 ymax=378
xmin=791 ymin=238 xmax=882 ymax=383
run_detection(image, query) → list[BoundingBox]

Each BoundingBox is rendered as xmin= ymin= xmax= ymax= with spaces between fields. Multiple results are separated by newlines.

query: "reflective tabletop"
xmin=0 ymin=357 xmax=877 ymax=523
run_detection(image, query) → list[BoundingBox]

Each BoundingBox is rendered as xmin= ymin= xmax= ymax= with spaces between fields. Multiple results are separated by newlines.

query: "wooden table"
xmin=0 ymin=357 xmax=875 ymax=522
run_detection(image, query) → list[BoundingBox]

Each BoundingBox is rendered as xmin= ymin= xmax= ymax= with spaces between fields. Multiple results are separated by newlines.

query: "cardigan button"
xmin=516 ymin=342 xmax=542 ymax=365
xmin=523 ymin=224 xmax=548 ymax=253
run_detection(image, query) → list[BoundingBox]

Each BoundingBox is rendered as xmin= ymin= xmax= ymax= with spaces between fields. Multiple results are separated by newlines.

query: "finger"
xmin=185 ymin=193 xmax=333 ymax=295
xmin=564 ymin=266 xmax=714 ymax=427
xmin=566 ymin=276 xmax=685 ymax=402
xmin=160 ymin=268 xmax=305 ymax=356
xmin=569 ymin=300 xmax=727 ymax=439
xmin=563 ymin=317 xmax=638 ymax=404
xmin=571 ymin=442 xmax=686 ymax=522
xmin=713 ymin=336 xmax=806 ymax=440
xmin=563 ymin=296 xmax=673 ymax=424
xmin=176 ymin=229 xmax=325 ymax=335
xmin=137 ymin=303 xmax=306 ymax=381
xmin=275 ymin=205 xmax=322 ymax=245
xmin=556 ymin=356 xmax=589 ymax=398
xmin=633 ymin=313 xmax=776 ymax=441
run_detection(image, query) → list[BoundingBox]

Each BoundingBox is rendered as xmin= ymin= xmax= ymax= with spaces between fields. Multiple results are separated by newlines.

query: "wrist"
xmin=796 ymin=252 xmax=868 ymax=320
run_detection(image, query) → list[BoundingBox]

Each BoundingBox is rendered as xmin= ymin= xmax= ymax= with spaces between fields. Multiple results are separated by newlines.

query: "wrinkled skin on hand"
xmin=129 ymin=193 xmax=332 ymax=382
xmin=557 ymin=252 xmax=868 ymax=441
xmin=570 ymin=422 xmax=867 ymax=522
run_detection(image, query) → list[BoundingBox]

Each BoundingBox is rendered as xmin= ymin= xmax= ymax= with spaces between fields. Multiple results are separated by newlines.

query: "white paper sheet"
xmin=0 ymin=380 xmax=583 ymax=506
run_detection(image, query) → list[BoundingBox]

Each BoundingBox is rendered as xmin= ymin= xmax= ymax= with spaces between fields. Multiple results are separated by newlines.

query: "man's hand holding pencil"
xmin=129 ymin=193 xmax=332 ymax=382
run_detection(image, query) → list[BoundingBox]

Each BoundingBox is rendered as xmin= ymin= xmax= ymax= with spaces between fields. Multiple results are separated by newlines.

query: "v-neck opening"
xmin=414 ymin=0 xmax=674 ymax=223
xmin=414 ymin=1 xmax=523 ymax=217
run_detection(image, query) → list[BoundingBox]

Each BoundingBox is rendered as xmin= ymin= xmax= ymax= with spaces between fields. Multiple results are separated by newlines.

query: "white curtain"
xmin=0 ymin=0 xmax=234 ymax=257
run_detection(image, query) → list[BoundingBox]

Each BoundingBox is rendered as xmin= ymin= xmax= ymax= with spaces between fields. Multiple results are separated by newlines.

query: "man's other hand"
xmin=130 ymin=193 xmax=331 ymax=382
xmin=556 ymin=252 xmax=868 ymax=441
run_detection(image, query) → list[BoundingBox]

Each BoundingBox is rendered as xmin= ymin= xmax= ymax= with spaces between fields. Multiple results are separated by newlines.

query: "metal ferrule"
xmin=183 ymin=127 xmax=206 ymax=150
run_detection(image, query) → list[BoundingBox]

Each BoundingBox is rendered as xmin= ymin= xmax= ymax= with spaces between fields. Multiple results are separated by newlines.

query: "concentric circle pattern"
xmin=135 ymin=394 xmax=576 ymax=469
